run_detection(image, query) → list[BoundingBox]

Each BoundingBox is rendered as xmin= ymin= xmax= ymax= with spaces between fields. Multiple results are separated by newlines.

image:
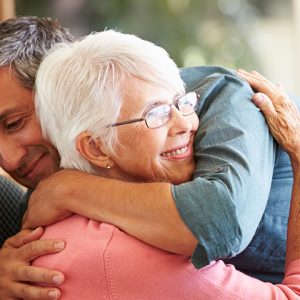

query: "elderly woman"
xmin=32 ymin=30 xmax=300 ymax=299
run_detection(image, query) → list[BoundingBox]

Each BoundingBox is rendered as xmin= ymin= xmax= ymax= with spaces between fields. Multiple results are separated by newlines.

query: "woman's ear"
xmin=76 ymin=131 xmax=114 ymax=169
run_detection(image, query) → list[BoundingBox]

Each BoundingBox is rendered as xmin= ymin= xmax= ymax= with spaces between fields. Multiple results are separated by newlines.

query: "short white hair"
xmin=35 ymin=29 xmax=185 ymax=173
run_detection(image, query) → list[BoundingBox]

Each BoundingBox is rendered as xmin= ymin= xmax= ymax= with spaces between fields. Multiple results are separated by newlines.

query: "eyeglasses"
xmin=109 ymin=92 xmax=199 ymax=129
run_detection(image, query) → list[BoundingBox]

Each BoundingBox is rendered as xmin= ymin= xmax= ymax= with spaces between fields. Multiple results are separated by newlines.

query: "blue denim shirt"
xmin=173 ymin=66 xmax=291 ymax=279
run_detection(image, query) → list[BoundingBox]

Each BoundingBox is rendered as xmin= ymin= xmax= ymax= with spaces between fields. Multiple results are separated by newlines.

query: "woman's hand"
xmin=22 ymin=170 xmax=76 ymax=229
xmin=237 ymin=69 xmax=300 ymax=161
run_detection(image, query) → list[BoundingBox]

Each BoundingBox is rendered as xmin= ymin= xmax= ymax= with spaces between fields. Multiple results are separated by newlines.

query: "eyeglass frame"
xmin=107 ymin=91 xmax=200 ymax=129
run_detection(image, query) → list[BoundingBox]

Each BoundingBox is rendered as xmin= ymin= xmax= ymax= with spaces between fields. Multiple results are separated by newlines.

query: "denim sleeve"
xmin=173 ymin=66 xmax=276 ymax=268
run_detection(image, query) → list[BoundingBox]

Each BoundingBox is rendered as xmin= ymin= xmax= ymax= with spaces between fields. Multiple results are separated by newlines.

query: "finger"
xmin=4 ymin=228 xmax=44 ymax=248
xmin=237 ymin=69 xmax=273 ymax=89
xmin=237 ymin=69 xmax=269 ymax=89
xmin=250 ymin=71 xmax=277 ymax=87
xmin=238 ymin=69 xmax=264 ymax=78
xmin=21 ymin=227 xmax=45 ymax=244
xmin=15 ymin=265 xmax=64 ymax=286
xmin=250 ymin=70 xmax=266 ymax=79
xmin=237 ymin=69 xmax=282 ymax=100
xmin=12 ymin=282 xmax=61 ymax=300
xmin=237 ymin=68 xmax=260 ymax=78
xmin=18 ymin=239 xmax=65 ymax=261
xmin=252 ymin=93 xmax=277 ymax=117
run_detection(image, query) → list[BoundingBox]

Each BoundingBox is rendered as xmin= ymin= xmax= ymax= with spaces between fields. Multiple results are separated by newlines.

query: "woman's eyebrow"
xmin=142 ymin=93 xmax=181 ymax=112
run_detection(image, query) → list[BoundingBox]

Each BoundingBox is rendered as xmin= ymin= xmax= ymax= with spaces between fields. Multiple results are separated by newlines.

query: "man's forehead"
xmin=0 ymin=66 xmax=31 ymax=89
xmin=0 ymin=66 xmax=17 ymax=81
xmin=0 ymin=67 xmax=34 ymax=111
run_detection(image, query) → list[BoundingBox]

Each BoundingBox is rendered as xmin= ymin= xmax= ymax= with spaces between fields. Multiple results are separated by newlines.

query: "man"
xmin=0 ymin=16 xmax=72 ymax=300
xmin=0 ymin=16 xmax=293 ymax=300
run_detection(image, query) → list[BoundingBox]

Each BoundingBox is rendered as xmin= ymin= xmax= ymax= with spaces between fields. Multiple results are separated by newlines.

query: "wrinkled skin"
xmin=237 ymin=69 xmax=300 ymax=158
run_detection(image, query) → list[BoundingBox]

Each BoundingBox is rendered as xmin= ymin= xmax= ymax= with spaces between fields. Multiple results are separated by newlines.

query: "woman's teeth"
xmin=161 ymin=146 xmax=188 ymax=157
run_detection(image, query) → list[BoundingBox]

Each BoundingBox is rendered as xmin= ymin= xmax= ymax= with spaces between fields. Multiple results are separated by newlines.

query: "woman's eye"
xmin=6 ymin=118 xmax=24 ymax=132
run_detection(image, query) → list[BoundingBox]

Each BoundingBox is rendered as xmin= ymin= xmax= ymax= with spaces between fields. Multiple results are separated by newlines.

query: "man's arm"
xmin=173 ymin=66 xmax=277 ymax=267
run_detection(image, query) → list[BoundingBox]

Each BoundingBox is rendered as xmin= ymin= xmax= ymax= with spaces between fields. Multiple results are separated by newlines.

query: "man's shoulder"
xmin=179 ymin=65 xmax=252 ymax=103
xmin=181 ymin=66 xmax=254 ymax=120
xmin=180 ymin=65 xmax=238 ymax=91
xmin=181 ymin=66 xmax=300 ymax=112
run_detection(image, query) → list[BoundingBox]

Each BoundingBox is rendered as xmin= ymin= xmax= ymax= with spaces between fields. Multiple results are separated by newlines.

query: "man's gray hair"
xmin=0 ymin=16 xmax=73 ymax=88
xmin=35 ymin=30 xmax=185 ymax=173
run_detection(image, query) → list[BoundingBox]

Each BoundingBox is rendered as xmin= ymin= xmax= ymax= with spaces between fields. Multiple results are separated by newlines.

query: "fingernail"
xmin=33 ymin=227 xmax=42 ymax=232
xmin=48 ymin=290 xmax=60 ymax=299
xmin=252 ymin=93 xmax=265 ymax=104
xmin=53 ymin=274 xmax=63 ymax=285
xmin=54 ymin=242 xmax=65 ymax=250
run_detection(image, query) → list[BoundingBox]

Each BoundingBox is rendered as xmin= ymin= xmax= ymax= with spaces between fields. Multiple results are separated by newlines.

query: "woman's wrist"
xmin=290 ymin=152 xmax=300 ymax=172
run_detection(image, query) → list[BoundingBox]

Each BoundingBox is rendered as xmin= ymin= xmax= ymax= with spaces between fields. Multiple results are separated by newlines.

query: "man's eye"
xmin=5 ymin=118 xmax=24 ymax=132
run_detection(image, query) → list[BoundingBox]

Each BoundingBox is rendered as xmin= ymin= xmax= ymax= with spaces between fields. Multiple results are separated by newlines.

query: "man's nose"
xmin=168 ymin=106 xmax=193 ymax=136
xmin=0 ymin=141 xmax=25 ymax=172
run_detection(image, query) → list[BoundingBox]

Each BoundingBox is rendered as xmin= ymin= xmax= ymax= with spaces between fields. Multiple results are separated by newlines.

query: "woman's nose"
xmin=168 ymin=106 xmax=193 ymax=136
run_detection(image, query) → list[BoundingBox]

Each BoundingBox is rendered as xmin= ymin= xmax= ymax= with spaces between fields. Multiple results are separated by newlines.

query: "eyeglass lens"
xmin=145 ymin=92 xmax=198 ymax=128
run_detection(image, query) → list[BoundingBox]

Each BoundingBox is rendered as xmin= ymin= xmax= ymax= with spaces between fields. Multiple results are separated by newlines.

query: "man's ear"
xmin=76 ymin=131 xmax=114 ymax=169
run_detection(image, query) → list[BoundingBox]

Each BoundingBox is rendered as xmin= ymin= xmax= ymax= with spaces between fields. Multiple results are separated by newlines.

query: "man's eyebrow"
xmin=0 ymin=105 xmax=32 ymax=121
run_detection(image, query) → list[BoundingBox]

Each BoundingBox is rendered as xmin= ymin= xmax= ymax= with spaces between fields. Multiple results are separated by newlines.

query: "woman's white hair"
xmin=35 ymin=29 xmax=185 ymax=173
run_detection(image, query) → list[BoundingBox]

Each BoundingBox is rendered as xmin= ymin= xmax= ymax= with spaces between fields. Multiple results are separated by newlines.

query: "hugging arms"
xmin=28 ymin=31 xmax=300 ymax=298
xmin=0 ymin=16 xmax=296 ymax=299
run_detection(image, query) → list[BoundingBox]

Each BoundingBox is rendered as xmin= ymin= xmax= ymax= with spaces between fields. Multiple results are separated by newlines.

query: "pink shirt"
xmin=33 ymin=215 xmax=300 ymax=299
